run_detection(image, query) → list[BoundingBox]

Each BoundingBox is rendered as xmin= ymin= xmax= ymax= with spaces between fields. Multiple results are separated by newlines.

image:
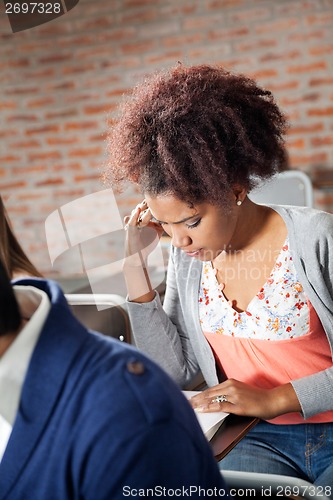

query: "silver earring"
xmin=236 ymin=199 xmax=242 ymax=206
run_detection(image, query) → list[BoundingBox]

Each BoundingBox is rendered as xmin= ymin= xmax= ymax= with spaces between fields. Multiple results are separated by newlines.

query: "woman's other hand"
xmin=123 ymin=200 xmax=165 ymax=303
xmin=124 ymin=199 xmax=164 ymax=268
xmin=190 ymin=379 xmax=301 ymax=420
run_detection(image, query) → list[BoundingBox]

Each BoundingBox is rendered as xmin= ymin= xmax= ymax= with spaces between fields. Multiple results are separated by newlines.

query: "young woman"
xmin=0 ymin=195 xmax=42 ymax=279
xmin=106 ymin=64 xmax=333 ymax=489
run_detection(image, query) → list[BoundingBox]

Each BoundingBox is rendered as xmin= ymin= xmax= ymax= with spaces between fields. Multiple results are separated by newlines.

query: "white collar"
xmin=0 ymin=286 xmax=50 ymax=425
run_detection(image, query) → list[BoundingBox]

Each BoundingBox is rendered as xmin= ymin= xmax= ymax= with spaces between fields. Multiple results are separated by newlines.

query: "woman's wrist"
xmin=123 ymin=263 xmax=154 ymax=303
xmin=128 ymin=290 xmax=156 ymax=303
xmin=269 ymin=383 xmax=301 ymax=417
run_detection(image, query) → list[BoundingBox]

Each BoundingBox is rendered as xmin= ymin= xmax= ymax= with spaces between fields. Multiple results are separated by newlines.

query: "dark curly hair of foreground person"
xmin=106 ymin=64 xmax=289 ymax=206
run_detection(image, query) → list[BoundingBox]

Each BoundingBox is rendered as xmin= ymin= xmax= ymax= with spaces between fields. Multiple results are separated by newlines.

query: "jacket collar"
xmin=0 ymin=279 xmax=88 ymax=498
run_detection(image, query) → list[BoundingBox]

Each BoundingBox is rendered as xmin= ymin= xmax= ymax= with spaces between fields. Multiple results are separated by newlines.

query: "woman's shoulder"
xmin=271 ymin=204 xmax=333 ymax=235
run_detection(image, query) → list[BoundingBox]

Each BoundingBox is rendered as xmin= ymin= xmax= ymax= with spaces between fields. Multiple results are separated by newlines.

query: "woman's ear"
xmin=231 ymin=185 xmax=247 ymax=205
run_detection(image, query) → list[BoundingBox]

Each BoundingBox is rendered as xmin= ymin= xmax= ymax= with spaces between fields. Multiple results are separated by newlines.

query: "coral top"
xmin=199 ymin=239 xmax=333 ymax=424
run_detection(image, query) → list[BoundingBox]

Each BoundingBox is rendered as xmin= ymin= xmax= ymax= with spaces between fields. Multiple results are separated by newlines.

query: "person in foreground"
xmin=105 ymin=64 xmax=333 ymax=490
xmin=0 ymin=260 xmax=228 ymax=499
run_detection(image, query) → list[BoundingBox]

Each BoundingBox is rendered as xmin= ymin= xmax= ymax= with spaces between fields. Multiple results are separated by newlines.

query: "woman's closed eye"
xmin=186 ymin=219 xmax=201 ymax=229
xmin=150 ymin=216 xmax=201 ymax=229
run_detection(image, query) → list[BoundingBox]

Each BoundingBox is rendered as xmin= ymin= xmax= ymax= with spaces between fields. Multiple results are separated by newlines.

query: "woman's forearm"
xmin=123 ymin=262 xmax=155 ymax=303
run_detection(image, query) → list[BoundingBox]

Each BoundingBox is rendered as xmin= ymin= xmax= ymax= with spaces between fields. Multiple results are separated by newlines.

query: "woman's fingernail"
xmin=194 ymin=405 xmax=207 ymax=412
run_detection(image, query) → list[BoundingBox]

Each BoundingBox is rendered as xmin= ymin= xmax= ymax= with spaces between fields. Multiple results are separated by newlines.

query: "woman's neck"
xmin=227 ymin=198 xmax=272 ymax=253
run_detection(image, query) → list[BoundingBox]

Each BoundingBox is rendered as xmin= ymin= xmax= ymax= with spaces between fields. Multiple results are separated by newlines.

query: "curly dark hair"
xmin=105 ymin=64 xmax=289 ymax=205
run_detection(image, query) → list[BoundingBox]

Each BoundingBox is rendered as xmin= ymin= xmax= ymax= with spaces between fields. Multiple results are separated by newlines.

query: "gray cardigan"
xmin=127 ymin=205 xmax=333 ymax=420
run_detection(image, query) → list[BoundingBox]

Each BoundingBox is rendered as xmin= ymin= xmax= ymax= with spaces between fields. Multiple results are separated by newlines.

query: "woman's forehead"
xmin=146 ymin=194 xmax=198 ymax=223
xmin=145 ymin=194 xmax=229 ymax=224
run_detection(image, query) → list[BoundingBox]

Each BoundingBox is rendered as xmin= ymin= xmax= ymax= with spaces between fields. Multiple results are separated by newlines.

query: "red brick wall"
xmin=0 ymin=0 xmax=332 ymax=279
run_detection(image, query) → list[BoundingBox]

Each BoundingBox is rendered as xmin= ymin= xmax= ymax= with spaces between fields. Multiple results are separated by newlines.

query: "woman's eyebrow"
xmin=151 ymin=214 xmax=199 ymax=225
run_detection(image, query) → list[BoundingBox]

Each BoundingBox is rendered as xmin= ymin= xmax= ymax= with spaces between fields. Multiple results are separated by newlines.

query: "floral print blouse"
xmin=199 ymin=238 xmax=309 ymax=340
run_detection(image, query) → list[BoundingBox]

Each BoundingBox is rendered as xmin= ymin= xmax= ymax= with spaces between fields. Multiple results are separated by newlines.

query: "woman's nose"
xmin=170 ymin=228 xmax=192 ymax=249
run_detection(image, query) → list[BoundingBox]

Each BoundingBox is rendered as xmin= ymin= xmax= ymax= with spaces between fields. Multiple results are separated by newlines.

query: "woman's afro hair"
xmin=105 ymin=63 xmax=289 ymax=206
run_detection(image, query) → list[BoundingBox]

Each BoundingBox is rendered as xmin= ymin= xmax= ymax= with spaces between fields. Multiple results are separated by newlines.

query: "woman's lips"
xmin=185 ymin=249 xmax=202 ymax=257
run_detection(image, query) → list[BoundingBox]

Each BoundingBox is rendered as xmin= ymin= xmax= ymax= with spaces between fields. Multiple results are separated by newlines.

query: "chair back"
xmin=249 ymin=170 xmax=313 ymax=207
xmin=65 ymin=293 xmax=132 ymax=344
